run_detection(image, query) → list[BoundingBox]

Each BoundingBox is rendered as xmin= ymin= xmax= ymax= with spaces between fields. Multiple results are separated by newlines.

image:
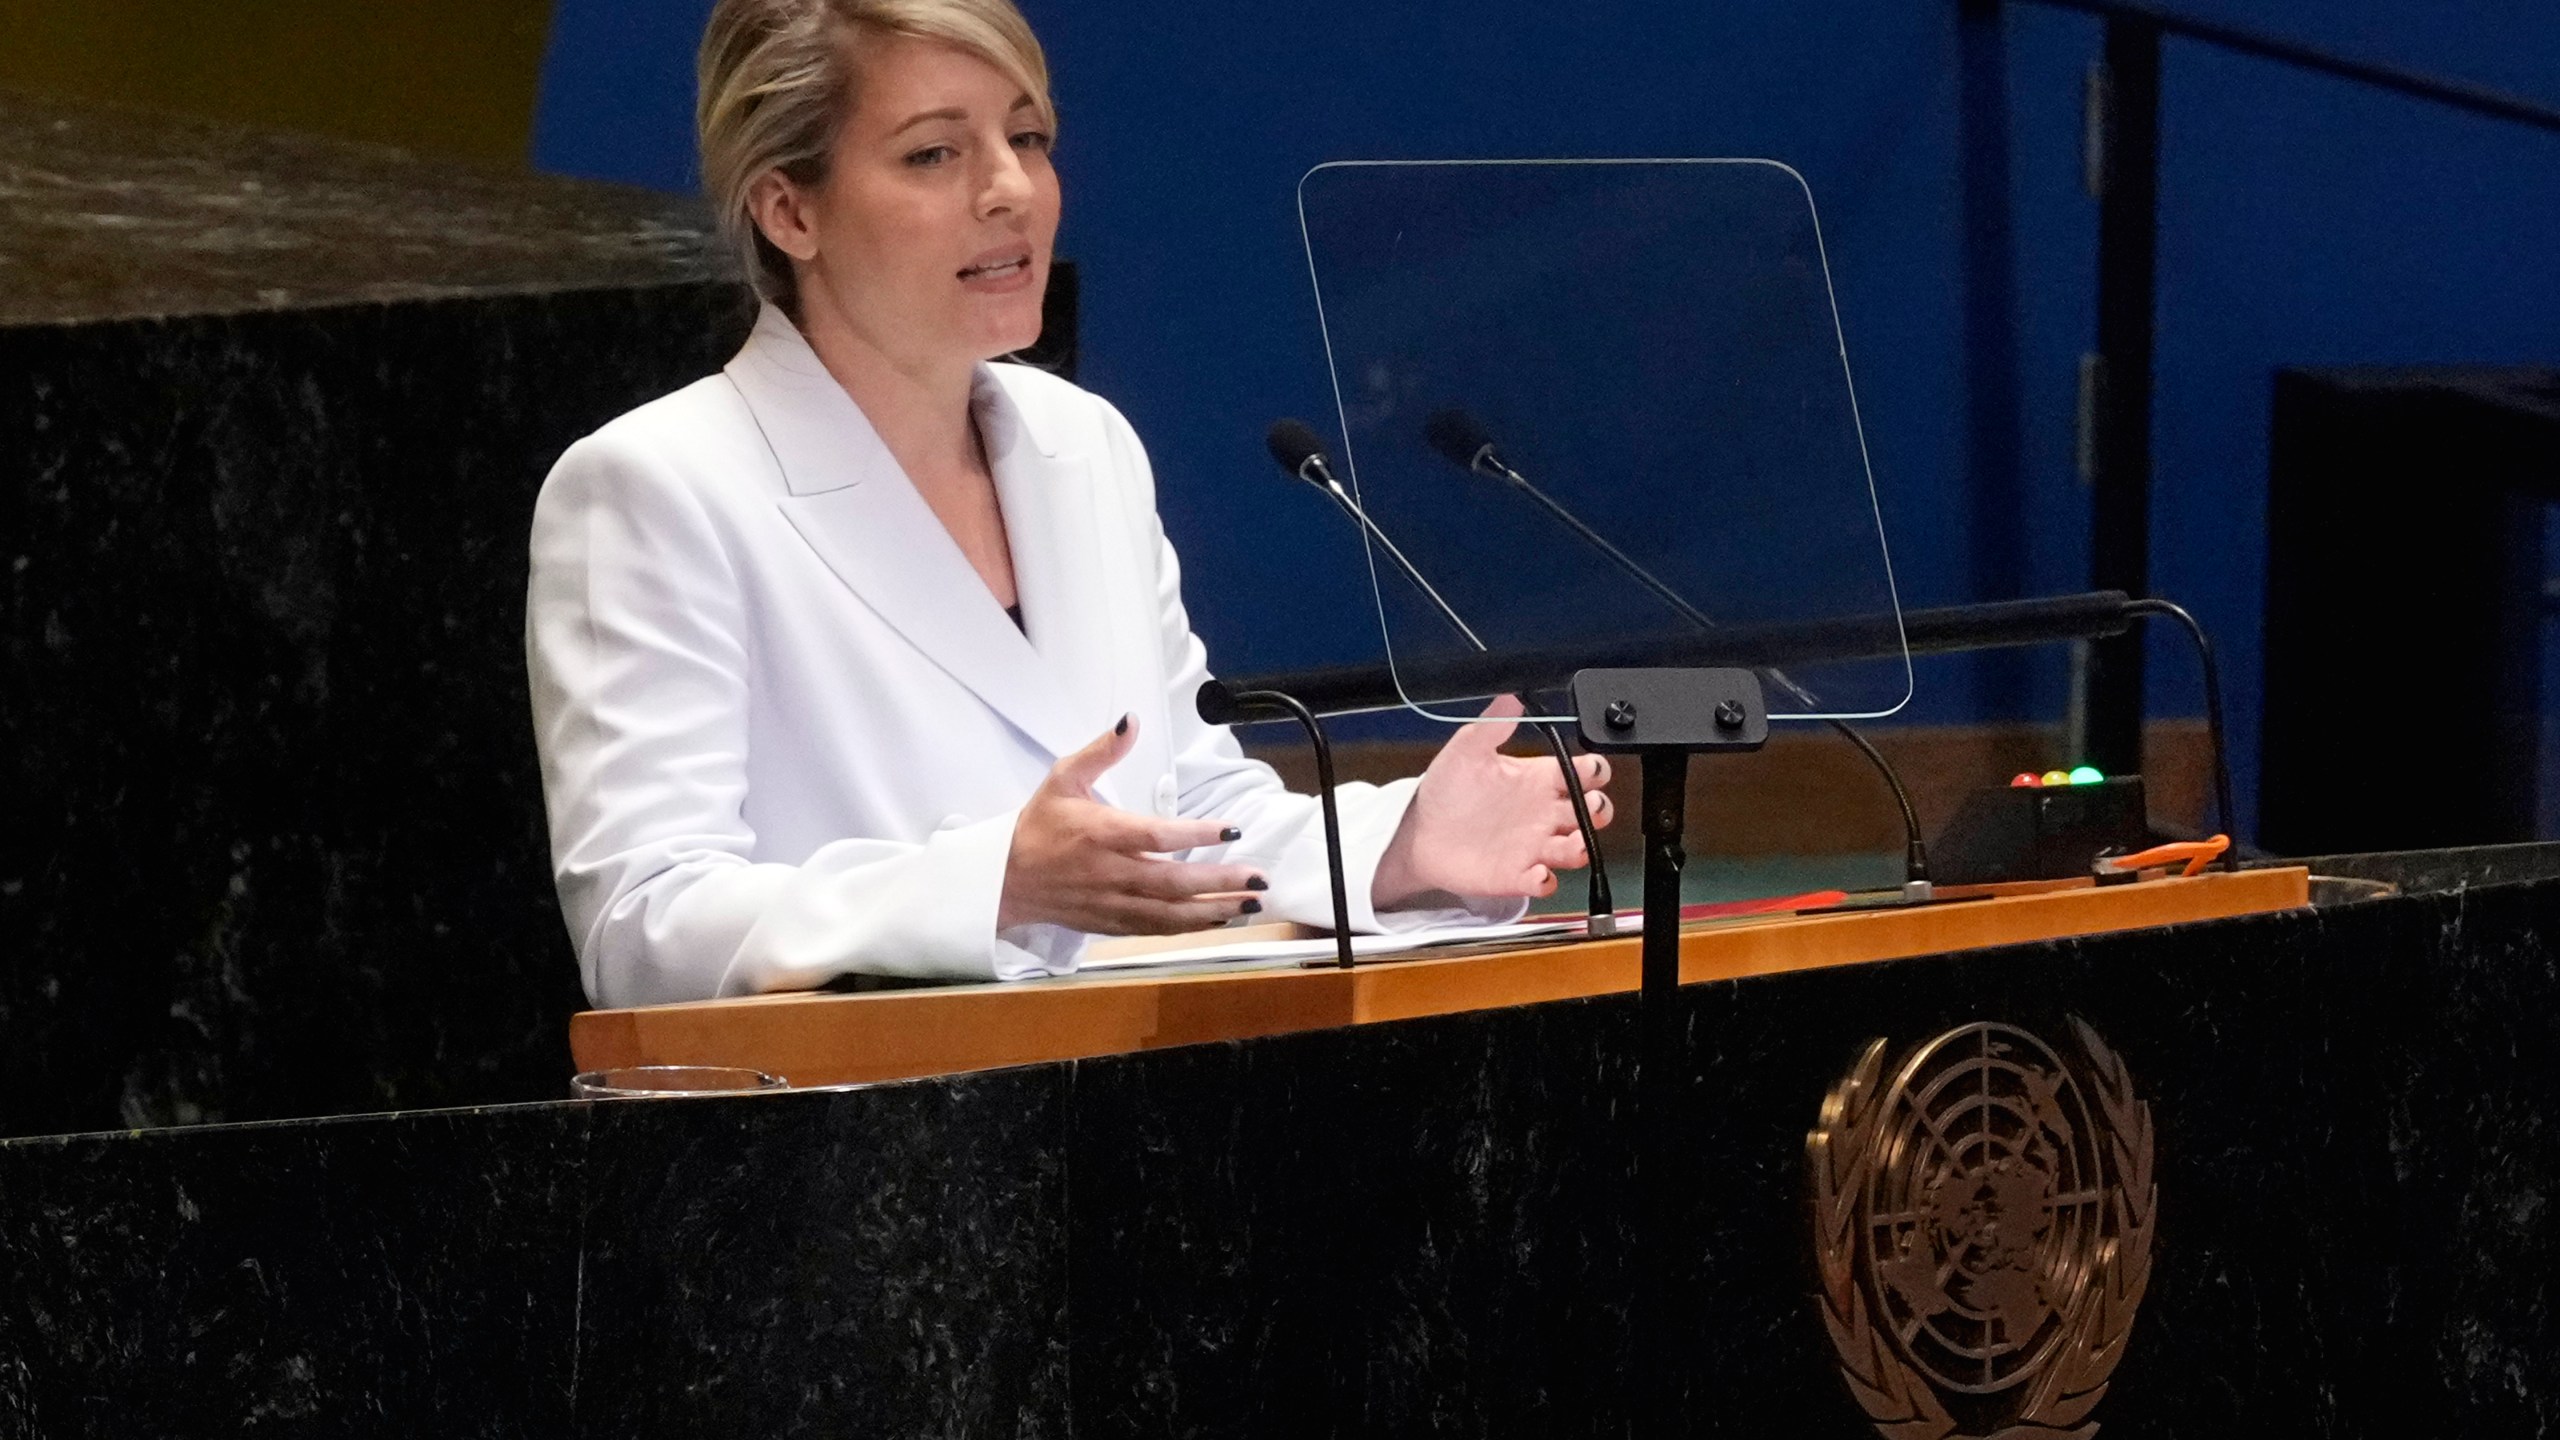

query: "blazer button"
xmin=1153 ymin=777 xmax=1176 ymax=814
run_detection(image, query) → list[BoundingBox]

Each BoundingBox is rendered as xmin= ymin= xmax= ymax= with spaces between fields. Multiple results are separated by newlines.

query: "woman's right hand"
xmin=997 ymin=716 xmax=1268 ymax=935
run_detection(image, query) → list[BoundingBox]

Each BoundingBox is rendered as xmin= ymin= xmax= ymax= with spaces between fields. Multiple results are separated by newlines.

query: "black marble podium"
xmin=0 ymin=92 xmax=754 ymax=1137
xmin=3 ymin=844 xmax=2556 ymax=1437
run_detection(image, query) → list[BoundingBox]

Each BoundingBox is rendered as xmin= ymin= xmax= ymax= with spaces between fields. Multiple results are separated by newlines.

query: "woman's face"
xmin=767 ymin=32 xmax=1060 ymax=369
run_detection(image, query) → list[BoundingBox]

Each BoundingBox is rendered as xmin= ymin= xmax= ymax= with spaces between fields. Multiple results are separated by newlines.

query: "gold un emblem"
xmin=1807 ymin=1019 xmax=2156 ymax=1440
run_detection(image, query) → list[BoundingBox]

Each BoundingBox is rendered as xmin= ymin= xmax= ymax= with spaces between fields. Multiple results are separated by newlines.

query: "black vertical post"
xmin=1635 ymin=749 xmax=1688 ymax=1432
xmin=2082 ymin=16 xmax=2161 ymax=776
xmin=1226 ymin=690 xmax=1356 ymax=967
xmin=1959 ymin=0 xmax=2031 ymax=723
xmin=1639 ymin=751 xmax=1688 ymax=1007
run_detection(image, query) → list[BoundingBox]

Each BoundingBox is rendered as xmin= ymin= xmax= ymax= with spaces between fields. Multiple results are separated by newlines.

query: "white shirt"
xmin=526 ymin=305 xmax=1512 ymax=1008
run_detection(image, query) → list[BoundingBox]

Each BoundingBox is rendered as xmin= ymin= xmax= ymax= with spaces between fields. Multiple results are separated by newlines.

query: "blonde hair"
xmin=696 ymin=0 xmax=1054 ymax=313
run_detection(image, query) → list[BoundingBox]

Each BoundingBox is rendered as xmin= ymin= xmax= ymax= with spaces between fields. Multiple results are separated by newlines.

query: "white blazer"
xmin=527 ymin=305 xmax=1510 ymax=1008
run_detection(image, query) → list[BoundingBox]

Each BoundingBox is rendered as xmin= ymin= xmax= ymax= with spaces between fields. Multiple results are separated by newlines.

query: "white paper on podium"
xmin=1072 ymin=919 xmax=1580 ymax=975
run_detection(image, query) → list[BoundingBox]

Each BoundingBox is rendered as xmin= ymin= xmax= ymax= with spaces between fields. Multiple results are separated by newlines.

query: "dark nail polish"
xmin=1246 ymin=875 xmax=1269 ymax=891
xmin=1240 ymin=897 xmax=1263 ymax=915
xmin=1219 ymin=825 xmax=1242 ymax=842
xmin=1114 ymin=714 xmax=1129 ymax=736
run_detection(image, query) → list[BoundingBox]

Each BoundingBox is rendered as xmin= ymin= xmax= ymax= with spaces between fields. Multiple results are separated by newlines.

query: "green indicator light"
xmin=2068 ymin=766 xmax=2104 ymax=785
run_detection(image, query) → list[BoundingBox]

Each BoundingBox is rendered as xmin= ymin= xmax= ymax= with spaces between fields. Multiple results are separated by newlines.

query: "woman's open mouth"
xmin=959 ymin=250 xmax=1034 ymax=287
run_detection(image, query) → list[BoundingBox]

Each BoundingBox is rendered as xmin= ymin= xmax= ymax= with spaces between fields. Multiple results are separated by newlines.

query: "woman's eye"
xmin=904 ymin=145 xmax=957 ymax=168
xmin=1010 ymin=130 xmax=1053 ymax=153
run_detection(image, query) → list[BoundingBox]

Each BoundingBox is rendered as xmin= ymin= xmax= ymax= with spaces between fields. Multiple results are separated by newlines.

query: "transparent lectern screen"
xmin=1296 ymin=159 xmax=1911 ymax=725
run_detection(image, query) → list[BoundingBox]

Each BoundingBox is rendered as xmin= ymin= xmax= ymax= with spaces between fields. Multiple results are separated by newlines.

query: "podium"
xmin=571 ymin=867 xmax=2308 ymax=1089
xmin=23 ymin=848 xmax=2560 ymax=1436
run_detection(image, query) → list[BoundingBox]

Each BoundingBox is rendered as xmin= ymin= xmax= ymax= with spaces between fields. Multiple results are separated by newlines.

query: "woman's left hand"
xmin=1371 ymin=694 xmax=1613 ymax=909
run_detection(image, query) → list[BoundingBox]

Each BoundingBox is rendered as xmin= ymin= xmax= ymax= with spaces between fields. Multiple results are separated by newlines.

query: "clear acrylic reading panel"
xmin=1296 ymin=159 xmax=1910 ymax=725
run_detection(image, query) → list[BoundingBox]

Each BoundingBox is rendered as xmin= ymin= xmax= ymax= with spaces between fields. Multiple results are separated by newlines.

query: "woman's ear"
xmin=746 ymin=169 xmax=823 ymax=263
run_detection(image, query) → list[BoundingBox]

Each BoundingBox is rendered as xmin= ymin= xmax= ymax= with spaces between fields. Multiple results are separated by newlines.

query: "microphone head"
xmin=1424 ymin=408 xmax=1496 ymax=473
xmin=1265 ymin=418 xmax=1331 ymax=480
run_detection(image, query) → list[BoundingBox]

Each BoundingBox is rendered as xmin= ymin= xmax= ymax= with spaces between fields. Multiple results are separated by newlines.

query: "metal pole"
xmin=1635 ymin=748 xmax=1688 ymax=1432
xmin=1225 ymin=689 xmax=1355 ymax=968
xmin=2080 ymin=14 xmax=2162 ymax=776
xmin=1639 ymin=752 xmax=1688 ymax=1006
xmin=1960 ymin=0 xmax=2032 ymax=725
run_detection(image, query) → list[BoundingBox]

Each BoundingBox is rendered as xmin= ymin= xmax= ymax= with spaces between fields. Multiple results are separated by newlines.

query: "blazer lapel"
xmin=977 ymin=368 xmax=1123 ymax=756
xmin=725 ymin=307 xmax=1088 ymax=761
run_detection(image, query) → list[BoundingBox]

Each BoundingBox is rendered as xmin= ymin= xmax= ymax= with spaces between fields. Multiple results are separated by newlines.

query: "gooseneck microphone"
xmin=1425 ymin=409 xmax=1709 ymax=642
xmin=1265 ymin=419 xmax=1617 ymax=931
xmin=1266 ymin=421 xmax=1487 ymax=651
xmin=1426 ymin=409 xmax=1788 ymax=687
xmin=1265 ymin=417 xmax=1333 ymax=480
xmin=1423 ymin=408 xmax=1933 ymax=896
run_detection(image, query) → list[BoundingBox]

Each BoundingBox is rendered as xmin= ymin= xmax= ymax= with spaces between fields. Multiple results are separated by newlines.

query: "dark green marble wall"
xmin=2 ymin=851 xmax=2556 ymax=1436
xmin=1 ymin=93 xmax=752 ymax=1136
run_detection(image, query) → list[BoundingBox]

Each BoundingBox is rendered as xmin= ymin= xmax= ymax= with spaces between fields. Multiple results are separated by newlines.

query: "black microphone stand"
xmin=1268 ymin=424 xmax=1618 ymax=933
xmin=1220 ymin=688 xmax=1356 ymax=969
xmin=1570 ymin=666 xmax=1770 ymax=1434
xmin=1301 ymin=465 xmax=1619 ymax=931
xmin=1427 ymin=416 xmax=1931 ymax=900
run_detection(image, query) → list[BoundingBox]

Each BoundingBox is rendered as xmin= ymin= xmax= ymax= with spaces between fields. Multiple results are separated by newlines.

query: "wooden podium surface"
xmin=570 ymin=867 xmax=2307 ymax=1089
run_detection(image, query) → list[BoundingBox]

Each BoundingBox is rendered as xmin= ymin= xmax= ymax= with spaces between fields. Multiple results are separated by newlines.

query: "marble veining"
xmin=0 ymin=1102 xmax=589 ymax=1437
xmin=3 ymin=90 xmax=759 ymax=1138
xmin=3 ymin=861 xmax=2558 ymax=1435
xmin=0 ymin=90 xmax=730 ymax=327
xmin=572 ymin=1070 xmax=1075 ymax=1440
xmin=3 ymin=276 xmax=753 ymax=1138
xmin=1066 ymin=996 xmax=1643 ymax=1438
xmin=2277 ymin=837 xmax=2560 ymax=896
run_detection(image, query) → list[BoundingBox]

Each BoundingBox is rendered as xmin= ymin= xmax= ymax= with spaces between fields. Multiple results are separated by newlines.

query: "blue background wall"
xmin=530 ymin=0 xmax=2560 ymax=841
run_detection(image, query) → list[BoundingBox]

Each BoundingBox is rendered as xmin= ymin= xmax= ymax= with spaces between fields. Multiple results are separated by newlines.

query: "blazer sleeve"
xmin=1093 ymin=405 xmax=1528 ymax=936
xmin=526 ymin=434 xmax=1045 ymax=1010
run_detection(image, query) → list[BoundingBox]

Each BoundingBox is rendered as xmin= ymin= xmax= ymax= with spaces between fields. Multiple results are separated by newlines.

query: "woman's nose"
xmin=979 ymin=147 xmax=1035 ymax=216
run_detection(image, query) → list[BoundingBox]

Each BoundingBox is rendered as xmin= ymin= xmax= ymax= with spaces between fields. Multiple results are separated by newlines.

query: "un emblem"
xmin=1807 ymin=1019 xmax=2156 ymax=1440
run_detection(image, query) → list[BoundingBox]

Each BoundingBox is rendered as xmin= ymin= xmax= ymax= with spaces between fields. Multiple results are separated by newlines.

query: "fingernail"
xmin=1240 ymin=897 xmax=1263 ymax=915
xmin=1219 ymin=826 xmax=1242 ymax=843
xmin=1114 ymin=714 xmax=1129 ymax=736
xmin=1246 ymin=875 xmax=1269 ymax=891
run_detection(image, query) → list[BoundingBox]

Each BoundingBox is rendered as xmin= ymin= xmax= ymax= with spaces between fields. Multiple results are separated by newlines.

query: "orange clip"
xmin=2095 ymin=834 xmax=2230 ymax=878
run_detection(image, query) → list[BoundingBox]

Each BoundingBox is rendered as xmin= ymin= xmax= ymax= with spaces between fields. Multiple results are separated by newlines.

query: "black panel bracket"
xmin=1570 ymin=667 xmax=1771 ymax=755
xmin=1566 ymin=666 xmax=1767 ymax=1433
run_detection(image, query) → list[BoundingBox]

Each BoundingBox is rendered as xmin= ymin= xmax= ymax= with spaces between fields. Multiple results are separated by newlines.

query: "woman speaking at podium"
xmin=526 ymin=0 xmax=1612 ymax=1009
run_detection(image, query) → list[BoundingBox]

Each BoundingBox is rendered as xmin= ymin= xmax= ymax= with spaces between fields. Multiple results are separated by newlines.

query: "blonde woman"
xmin=526 ymin=0 xmax=1613 ymax=1008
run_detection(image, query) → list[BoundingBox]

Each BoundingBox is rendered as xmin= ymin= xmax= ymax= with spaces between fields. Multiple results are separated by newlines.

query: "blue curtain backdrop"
xmin=531 ymin=0 xmax=2560 ymax=840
